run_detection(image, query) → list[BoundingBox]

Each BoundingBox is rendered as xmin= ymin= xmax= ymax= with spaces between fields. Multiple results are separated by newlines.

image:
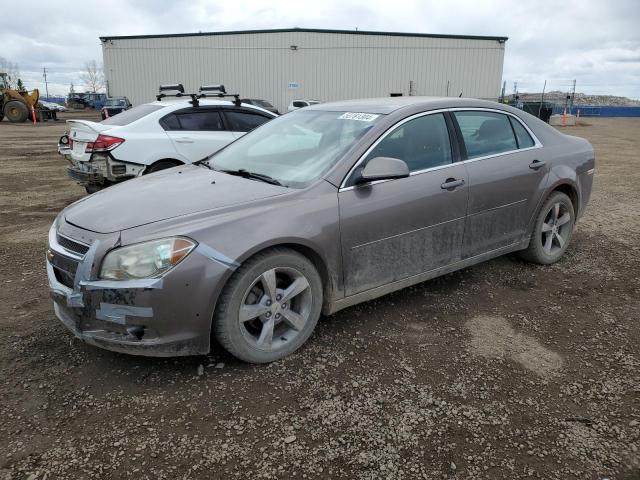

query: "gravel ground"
xmin=0 ymin=113 xmax=638 ymax=480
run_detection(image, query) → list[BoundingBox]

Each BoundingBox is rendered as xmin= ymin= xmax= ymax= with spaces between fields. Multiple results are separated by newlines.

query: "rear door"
xmin=222 ymin=109 xmax=274 ymax=139
xmin=452 ymin=109 xmax=549 ymax=258
xmin=161 ymin=107 xmax=235 ymax=161
xmin=339 ymin=112 xmax=468 ymax=296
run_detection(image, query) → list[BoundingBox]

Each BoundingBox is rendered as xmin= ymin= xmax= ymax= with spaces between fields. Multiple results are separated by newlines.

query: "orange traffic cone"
xmin=562 ymin=108 xmax=567 ymax=128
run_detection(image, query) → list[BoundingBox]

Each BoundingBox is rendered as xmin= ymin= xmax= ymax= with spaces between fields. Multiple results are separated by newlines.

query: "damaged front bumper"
xmin=46 ymin=219 xmax=231 ymax=357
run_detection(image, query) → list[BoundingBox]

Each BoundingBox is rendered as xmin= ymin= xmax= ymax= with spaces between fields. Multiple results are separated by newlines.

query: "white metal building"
xmin=101 ymin=28 xmax=507 ymax=113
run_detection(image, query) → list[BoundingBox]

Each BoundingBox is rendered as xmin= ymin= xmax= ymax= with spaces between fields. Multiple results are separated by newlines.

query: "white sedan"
xmin=58 ymin=99 xmax=277 ymax=193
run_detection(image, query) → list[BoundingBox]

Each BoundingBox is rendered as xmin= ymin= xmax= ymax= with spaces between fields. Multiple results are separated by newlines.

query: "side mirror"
xmin=355 ymin=157 xmax=410 ymax=184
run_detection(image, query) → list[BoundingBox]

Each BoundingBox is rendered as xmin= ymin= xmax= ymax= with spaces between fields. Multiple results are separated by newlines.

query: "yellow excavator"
xmin=0 ymin=72 xmax=40 ymax=122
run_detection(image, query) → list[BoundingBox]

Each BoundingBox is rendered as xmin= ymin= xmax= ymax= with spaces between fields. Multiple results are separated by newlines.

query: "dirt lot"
xmin=0 ymin=113 xmax=639 ymax=480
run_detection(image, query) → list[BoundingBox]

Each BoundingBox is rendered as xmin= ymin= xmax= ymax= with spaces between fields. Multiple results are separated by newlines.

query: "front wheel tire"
xmin=214 ymin=248 xmax=323 ymax=363
xmin=520 ymin=191 xmax=575 ymax=265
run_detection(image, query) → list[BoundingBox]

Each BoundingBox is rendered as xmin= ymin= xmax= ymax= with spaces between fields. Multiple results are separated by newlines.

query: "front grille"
xmin=50 ymin=252 xmax=79 ymax=289
xmin=56 ymin=234 xmax=90 ymax=256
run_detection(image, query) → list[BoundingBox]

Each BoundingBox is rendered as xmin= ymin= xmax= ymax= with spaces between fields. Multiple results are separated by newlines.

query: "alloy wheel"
xmin=541 ymin=202 xmax=572 ymax=255
xmin=238 ymin=267 xmax=313 ymax=352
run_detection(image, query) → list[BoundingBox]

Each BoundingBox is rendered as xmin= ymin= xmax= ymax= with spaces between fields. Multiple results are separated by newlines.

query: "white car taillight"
xmin=86 ymin=134 xmax=125 ymax=152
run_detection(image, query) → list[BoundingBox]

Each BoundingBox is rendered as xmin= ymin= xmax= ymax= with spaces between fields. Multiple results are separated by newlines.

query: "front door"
xmin=451 ymin=110 xmax=549 ymax=258
xmin=339 ymin=112 xmax=468 ymax=297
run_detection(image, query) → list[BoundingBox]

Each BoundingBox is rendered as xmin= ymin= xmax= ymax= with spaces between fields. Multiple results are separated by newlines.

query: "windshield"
xmin=105 ymin=99 xmax=126 ymax=107
xmin=208 ymin=110 xmax=382 ymax=188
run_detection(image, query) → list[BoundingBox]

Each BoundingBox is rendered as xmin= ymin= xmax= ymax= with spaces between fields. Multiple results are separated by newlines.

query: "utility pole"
xmin=538 ymin=80 xmax=547 ymax=118
xmin=570 ymin=79 xmax=576 ymax=112
xmin=500 ymin=80 xmax=506 ymax=102
xmin=42 ymin=67 xmax=49 ymax=101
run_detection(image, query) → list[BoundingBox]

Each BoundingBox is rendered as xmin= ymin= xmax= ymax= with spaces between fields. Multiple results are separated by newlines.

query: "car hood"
xmin=64 ymin=165 xmax=290 ymax=234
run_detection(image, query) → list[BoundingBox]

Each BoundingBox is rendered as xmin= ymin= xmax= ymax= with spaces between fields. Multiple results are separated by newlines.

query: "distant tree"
xmin=69 ymin=82 xmax=75 ymax=94
xmin=16 ymin=78 xmax=25 ymax=92
xmin=0 ymin=56 xmax=20 ymax=88
xmin=80 ymin=60 xmax=104 ymax=93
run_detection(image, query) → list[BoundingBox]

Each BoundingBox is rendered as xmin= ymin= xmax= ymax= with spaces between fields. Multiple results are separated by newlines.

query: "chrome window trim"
xmin=449 ymin=107 xmax=543 ymax=152
xmin=339 ymin=107 xmax=544 ymax=192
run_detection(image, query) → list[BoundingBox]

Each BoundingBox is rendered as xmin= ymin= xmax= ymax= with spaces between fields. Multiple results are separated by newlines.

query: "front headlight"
xmin=100 ymin=237 xmax=196 ymax=280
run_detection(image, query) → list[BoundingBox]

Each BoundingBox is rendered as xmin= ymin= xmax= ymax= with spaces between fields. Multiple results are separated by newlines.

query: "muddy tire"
xmin=214 ymin=248 xmax=323 ymax=363
xmin=84 ymin=184 xmax=102 ymax=194
xmin=520 ymin=191 xmax=575 ymax=265
xmin=145 ymin=160 xmax=181 ymax=174
xmin=4 ymin=101 xmax=29 ymax=123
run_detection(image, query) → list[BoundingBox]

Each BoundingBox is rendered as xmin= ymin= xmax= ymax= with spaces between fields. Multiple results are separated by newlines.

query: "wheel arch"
xmin=548 ymin=180 xmax=580 ymax=216
xmin=144 ymin=158 xmax=184 ymax=173
xmin=218 ymin=239 xmax=337 ymax=316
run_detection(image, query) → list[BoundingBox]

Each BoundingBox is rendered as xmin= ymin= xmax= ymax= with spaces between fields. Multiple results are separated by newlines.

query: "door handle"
xmin=441 ymin=178 xmax=465 ymax=190
xmin=529 ymin=159 xmax=546 ymax=170
xmin=175 ymin=137 xmax=194 ymax=143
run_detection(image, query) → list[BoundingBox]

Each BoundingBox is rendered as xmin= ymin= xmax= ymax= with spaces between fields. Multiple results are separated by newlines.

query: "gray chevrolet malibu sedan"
xmin=47 ymin=97 xmax=594 ymax=363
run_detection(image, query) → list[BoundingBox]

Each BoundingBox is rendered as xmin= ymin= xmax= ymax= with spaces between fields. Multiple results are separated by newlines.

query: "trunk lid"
xmin=67 ymin=120 xmax=113 ymax=162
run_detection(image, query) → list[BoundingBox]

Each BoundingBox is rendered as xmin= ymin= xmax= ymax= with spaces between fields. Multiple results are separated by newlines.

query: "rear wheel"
xmin=4 ymin=101 xmax=29 ymax=122
xmin=145 ymin=160 xmax=181 ymax=174
xmin=520 ymin=191 xmax=575 ymax=264
xmin=214 ymin=248 xmax=323 ymax=363
xmin=84 ymin=180 xmax=114 ymax=195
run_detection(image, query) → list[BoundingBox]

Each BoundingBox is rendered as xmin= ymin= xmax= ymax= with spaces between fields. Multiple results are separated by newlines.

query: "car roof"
xmin=146 ymin=98 xmax=277 ymax=115
xmin=306 ymin=96 xmax=507 ymax=114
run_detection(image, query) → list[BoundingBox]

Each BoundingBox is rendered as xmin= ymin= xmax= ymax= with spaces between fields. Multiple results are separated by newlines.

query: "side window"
xmin=159 ymin=113 xmax=180 ymax=131
xmin=224 ymin=110 xmax=271 ymax=132
xmin=176 ymin=110 xmax=225 ymax=131
xmin=364 ymin=113 xmax=452 ymax=173
xmin=293 ymin=101 xmax=306 ymax=108
xmin=509 ymin=117 xmax=535 ymax=149
xmin=453 ymin=111 xmax=517 ymax=159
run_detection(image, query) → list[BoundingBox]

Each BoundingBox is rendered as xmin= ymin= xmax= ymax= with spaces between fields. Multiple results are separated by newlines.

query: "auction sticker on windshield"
xmin=338 ymin=112 xmax=380 ymax=122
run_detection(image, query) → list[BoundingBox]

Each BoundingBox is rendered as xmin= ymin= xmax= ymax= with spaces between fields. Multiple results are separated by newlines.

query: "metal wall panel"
xmin=102 ymin=31 xmax=505 ymax=112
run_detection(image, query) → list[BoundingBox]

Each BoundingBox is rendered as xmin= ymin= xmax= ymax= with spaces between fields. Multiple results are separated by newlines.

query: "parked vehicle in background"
xmin=240 ymin=98 xmax=279 ymax=115
xmin=58 ymin=91 xmax=277 ymax=194
xmin=40 ymin=100 xmax=67 ymax=112
xmin=46 ymin=97 xmax=594 ymax=362
xmin=288 ymin=99 xmax=321 ymax=112
xmin=67 ymin=92 xmax=107 ymax=109
xmin=101 ymin=97 xmax=132 ymax=119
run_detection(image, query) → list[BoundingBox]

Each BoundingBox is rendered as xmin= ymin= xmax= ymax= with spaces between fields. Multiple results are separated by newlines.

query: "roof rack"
xmin=198 ymin=85 xmax=241 ymax=107
xmin=156 ymin=84 xmax=241 ymax=107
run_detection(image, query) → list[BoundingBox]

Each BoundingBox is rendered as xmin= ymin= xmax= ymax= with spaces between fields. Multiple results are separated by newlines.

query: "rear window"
xmin=509 ymin=117 xmax=536 ymax=148
xmin=101 ymin=104 xmax=163 ymax=126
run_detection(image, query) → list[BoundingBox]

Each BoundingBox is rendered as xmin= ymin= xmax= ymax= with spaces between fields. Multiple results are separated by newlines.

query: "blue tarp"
xmin=551 ymin=105 xmax=640 ymax=117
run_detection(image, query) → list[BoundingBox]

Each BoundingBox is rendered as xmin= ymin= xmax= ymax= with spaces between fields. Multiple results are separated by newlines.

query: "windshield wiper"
xmin=194 ymin=158 xmax=213 ymax=170
xmin=219 ymin=169 xmax=283 ymax=186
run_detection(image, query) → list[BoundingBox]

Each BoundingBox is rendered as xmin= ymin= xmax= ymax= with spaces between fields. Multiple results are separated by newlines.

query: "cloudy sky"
xmin=2 ymin=0 xmax=639 ymax=98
